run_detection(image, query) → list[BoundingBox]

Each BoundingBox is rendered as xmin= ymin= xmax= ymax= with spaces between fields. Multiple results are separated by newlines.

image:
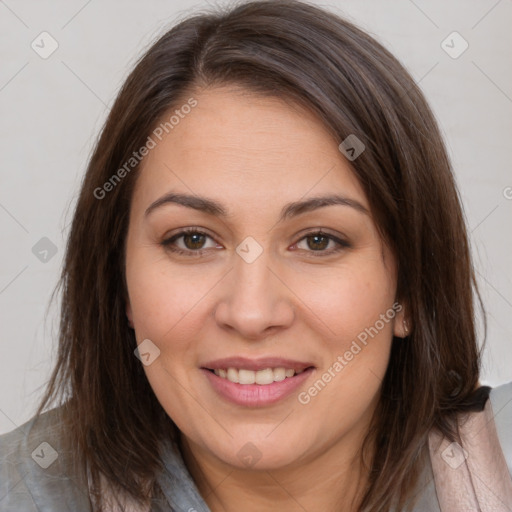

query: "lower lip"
xmin=201 ymin=368 xmax=315 ymax=407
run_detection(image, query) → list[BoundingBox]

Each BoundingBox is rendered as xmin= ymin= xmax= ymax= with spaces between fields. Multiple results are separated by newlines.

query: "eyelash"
xmin=161 ymin=227 xmax=350 ymax=258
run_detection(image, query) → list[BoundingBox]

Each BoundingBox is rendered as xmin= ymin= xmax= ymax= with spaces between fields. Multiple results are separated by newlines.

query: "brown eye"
xmin=182 ymin=232 xmax=207 ymax=250
xmin=294 ymin=231 xmax=350 ymax=257
xmin=305 ymin=234 xmax=330 ymax=251
xmin=161 ymin=228 xmax=220 ymax=257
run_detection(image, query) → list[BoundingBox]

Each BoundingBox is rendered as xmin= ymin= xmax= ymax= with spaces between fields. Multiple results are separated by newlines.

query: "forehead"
xmin=132 ymin=86 xmax=369 ymax=215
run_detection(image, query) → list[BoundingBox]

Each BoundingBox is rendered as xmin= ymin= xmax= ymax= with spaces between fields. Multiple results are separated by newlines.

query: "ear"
xmin=392 ymin=302 xmax=410 ymax=338
xmin=126 ymin=301 xmax=134 ymax=329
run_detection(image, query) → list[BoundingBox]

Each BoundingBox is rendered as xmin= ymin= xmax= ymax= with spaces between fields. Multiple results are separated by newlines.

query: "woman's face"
xmin=125 ymin=86 xmax=405 ymax=470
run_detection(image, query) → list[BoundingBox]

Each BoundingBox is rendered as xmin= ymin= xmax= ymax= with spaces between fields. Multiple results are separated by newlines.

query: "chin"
xmin=202 ymin=427 xmax=316 ymax=471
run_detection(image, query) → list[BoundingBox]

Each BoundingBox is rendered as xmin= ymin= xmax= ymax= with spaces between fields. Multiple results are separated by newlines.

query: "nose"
xmin=214 ymin=247 xmax=295 ymax=340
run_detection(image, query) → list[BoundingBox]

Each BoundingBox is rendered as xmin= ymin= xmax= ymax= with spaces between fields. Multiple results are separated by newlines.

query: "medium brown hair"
xmin=37 ymin=0 xmax=485 ymax=510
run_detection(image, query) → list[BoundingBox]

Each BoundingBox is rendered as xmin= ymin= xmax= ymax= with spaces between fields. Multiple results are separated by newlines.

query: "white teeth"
xmin=227 ymin=368 xmax=239 ymax=383
xmin=273 ymin=367 xmax=286 ymax=382
xmin=213 ymin=367 xmax=307 ymax=385
xmin=239 ymin=369 xmax=255 ymax=384
xmin=255 ymin=368 xmax=274 ymax=385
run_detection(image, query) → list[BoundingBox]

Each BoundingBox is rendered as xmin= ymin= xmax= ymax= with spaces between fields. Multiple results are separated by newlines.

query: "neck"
xmin=179 ymin=426 xmax=372 ymax=512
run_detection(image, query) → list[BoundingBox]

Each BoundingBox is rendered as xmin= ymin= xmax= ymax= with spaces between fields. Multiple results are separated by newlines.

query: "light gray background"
xmin=1 ymin=0 xmax=511 ymax=434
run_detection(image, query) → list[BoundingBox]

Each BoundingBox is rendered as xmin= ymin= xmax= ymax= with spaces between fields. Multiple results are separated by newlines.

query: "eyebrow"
xmin=144 ymin=192 xmax=369 ymax=222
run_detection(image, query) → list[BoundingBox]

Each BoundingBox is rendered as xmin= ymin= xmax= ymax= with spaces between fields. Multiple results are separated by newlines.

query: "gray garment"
xmin=1 ymin=381 xmax=511 ymax=511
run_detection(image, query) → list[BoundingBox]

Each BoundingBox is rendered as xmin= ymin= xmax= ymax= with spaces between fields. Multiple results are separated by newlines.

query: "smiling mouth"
xmin=201 ymin=358 xmax=316 ymax=406
xmin=206 ymin=367 xmax=313 ymax=385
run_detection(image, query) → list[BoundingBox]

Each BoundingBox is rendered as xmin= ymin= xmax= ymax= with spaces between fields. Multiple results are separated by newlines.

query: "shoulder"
xmin=489 ymin=380 xmax=512 ymax=476
xmin=413 ymin=381 xmax=512 ymax=512
xmin=0 ymin=406 xmax=92 ymax=511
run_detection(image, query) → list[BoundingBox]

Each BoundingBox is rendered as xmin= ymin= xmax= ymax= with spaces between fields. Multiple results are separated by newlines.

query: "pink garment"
xmin=91 ymin=394 xmax=512 ymax=511
xmin=429 ymin=396 xmax=512 ymax=511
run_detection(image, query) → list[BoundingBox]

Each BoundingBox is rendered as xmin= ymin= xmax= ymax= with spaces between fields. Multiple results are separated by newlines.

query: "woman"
xmin=1 ymin=0 xmax=511 ymax=510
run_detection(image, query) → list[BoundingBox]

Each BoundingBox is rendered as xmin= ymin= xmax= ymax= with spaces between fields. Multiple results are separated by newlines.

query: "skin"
xmin=125 ymin=85 xmax=407 ymax=511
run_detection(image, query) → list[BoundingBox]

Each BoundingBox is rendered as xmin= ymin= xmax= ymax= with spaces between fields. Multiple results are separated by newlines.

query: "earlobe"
xmin=402 ymin=319 xmax=409 ymax=338
xmin=393 ymin=307 xmax=410 ymax=338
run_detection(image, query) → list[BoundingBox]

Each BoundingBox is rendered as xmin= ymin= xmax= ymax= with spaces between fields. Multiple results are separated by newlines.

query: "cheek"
xmin=125 ymin=248 xmax=217 ymax=350
xmin=295 ymin=256 xmax=397 ymax=417
xmin=300 ymin=257 xmax=396 ymax=346
xmin=298 ymin=255 xmax=397 ymax=409
xmin=127 ymin=271 xmax=177 ymax=337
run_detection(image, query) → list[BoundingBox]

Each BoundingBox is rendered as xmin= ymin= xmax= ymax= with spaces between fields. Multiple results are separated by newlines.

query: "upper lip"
xmin=201 ymin=357 xmax=315 ymax=372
